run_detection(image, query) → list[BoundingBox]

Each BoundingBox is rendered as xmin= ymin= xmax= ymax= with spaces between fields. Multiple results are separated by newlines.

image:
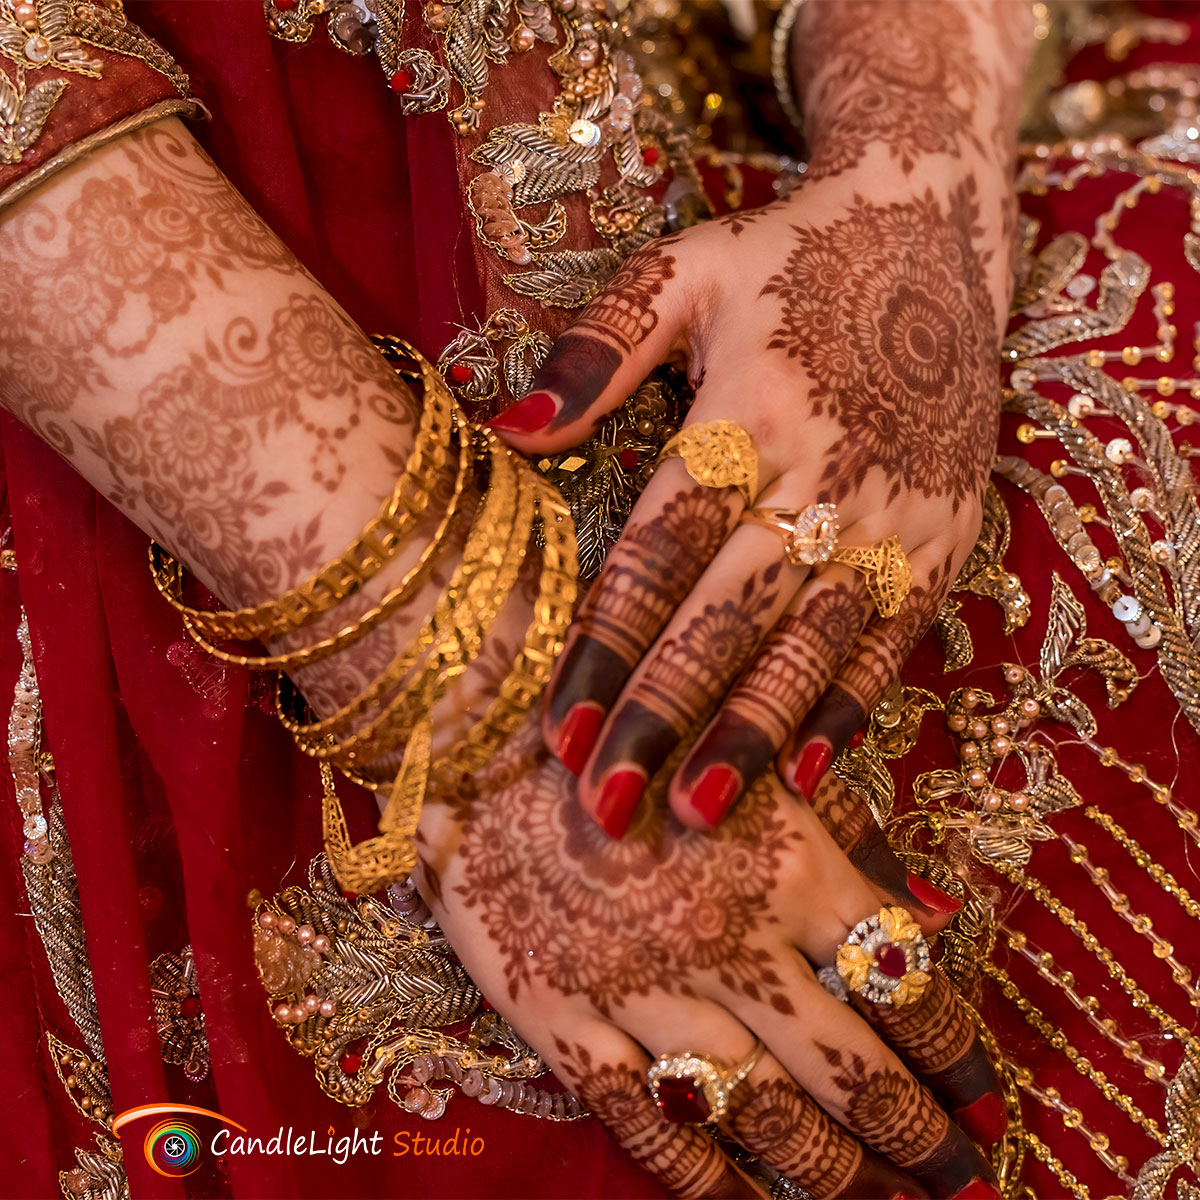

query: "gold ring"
xmin=833 ymin=905 xmax=932 ymax=1008
xmin=646 ymin=1038 xmax=765 ymax=1125
xmin=659 ymin=420 xmax=758 ymax=506
xmin=742 ymin=505 xmax=912 ymax=618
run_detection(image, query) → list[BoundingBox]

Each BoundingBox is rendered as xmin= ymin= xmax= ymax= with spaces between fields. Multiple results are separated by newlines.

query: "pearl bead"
xmin=992 ymin=716 xmax=1011 ymax=735
xmin=304 ymin=994 xmax=320 ymax=1013
xmin=948 ymin=714 xmax=967 ymax=732
xmin=288 ymin=1005 xmax=306 ymax=1024
xmin=319 ymin=1000 xmax=336 ymax=1017
xmin=274 ymin=1003 xmax=291 ymax=1022
xmin=969 ymin=719 xmax=988 ymax=740
xmin=513 ymin=25 xmax=536 ymax=50
xmin=1020 ymin=698 xmax=1041 ymax=717
xmin=960 ymin=742 xmax=979 ymax=762
xmin=962 ymin=689 xmax=978 ymax=709
xmin=967 ymin=768 xmax=987 ymax=788
xmin=278 ymin=915 xmax=296 ymax=934
xmin=991 ymin=735 xmax=1012 ymax=756
xmin=297 ymin=924 xmax=315 ymax=944
xmin=313 ymin=935 xmax=331 ymax=955
xmin=259 ymin=911 xmax=276 ymax=929
xmin=1009 ymin=792 xmax=1031 ymax=812
xmin=983 ymin=792 xmax=1004 ymax=812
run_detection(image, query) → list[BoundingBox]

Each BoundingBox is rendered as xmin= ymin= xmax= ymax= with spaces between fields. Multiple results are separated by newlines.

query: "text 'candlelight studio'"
xmin=209 ymin=1125 xmax=487 ymax=1163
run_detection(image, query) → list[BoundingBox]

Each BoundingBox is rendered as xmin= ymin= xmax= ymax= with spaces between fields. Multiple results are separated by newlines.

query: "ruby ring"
xmin=646 ymin=1039 xmax=765 ymax=1125
xmin=834 ymin=905 xmax=932 ymax=1007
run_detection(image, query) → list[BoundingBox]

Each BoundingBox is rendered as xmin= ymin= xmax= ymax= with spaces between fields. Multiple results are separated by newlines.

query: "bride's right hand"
xmin=417 ymin=724 xmax=1005 ymax=1199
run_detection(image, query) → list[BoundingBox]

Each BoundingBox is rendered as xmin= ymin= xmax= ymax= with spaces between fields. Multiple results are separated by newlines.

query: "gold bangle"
xmin=151 ymin=347 xmax=457 ymax=643
xmin=280 ymin=433 xmax=533 ymax=768
xmin=429 ymin=469 xmax=579 ymax=792
xmin=175 ymin=415 xmax=475 ymax=672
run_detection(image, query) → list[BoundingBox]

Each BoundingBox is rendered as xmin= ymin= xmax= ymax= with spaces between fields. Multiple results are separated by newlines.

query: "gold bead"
xmin=1122 ymin=346 xmax=1142 ymax=365
xmin=1016 ymin=423 xmax=1037 ymax=444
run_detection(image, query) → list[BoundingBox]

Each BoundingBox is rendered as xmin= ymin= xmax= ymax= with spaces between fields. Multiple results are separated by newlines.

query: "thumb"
xmin=485 ymin=237 xmax=690 ymax=452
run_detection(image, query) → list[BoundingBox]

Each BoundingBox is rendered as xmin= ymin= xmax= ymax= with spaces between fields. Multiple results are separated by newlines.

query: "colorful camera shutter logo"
xmin=145 ymin=1118 xmax=202 ymax=1177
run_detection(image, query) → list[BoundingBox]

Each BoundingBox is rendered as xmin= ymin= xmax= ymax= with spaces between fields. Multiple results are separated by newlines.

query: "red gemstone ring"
xmin=646 ymin=1039 xmax=765 ymax=1125
xmin=833 ymin=905 xmax=932 ymax=1007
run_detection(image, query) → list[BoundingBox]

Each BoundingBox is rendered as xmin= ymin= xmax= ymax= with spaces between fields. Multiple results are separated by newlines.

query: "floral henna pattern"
xmin=796 ymin=0 xmax=983 ymax=178
xmin=762 ymin=184 xmax=998 ymax=511
xmin=552 ymin=1040 xmax=752 ymax=1199
xmin=456 ymin=734 xmax=799 ymax=1017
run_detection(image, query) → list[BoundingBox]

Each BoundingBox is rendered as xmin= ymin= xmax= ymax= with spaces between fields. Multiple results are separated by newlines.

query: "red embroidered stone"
xmin=339 ymin=1049 xmax=363 ymax=1075
xmin=642 ymin=146 xmax=660 ymax=166
xmin=180 ymin=996 xmax=202 ymax=1020
xmin=655 ymin=1075 xmax=710 ymax=1124
xmin=877 ymin=944 xmax=908 ymax=979
xmin=449 ymin=363 xmax=473 ymax=385
xmin=390 ymin=69 xmax=415 ymax=94
xmin=274 ymin=0 xmax=298 ymax=10
xmin=618 ymin=448 xmax=639 ymax=470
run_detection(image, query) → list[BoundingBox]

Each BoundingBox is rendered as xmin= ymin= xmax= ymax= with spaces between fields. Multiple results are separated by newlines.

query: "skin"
xmin=0 ymin=116 xmax=1004 ymax=1194
xmin=491 ymin=0 xmax=1035 ymax=843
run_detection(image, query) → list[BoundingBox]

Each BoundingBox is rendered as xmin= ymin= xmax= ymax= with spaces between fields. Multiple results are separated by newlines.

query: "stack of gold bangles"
xmin=150 ymin=338 xmax=578 ymax=894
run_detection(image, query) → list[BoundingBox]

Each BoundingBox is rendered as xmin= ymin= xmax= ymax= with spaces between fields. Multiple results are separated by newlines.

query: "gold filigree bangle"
xmin=152 ymin=347 xmax=458 ymax=643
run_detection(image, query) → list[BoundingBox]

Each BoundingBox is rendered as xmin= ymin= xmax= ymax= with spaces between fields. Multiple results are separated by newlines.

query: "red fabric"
xmin=1 ymin=4 xmax=1199 ymax=1199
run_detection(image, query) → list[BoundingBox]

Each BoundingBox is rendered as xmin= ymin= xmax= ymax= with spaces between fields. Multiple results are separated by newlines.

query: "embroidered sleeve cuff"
xmin=0 ymin=1 xmax=200 ymax=213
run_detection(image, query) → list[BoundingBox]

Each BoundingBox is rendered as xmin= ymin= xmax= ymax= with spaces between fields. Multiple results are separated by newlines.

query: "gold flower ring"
xmin=646 ymin=1039 xmax=765 ymax=1125
xmin=829 ymin=905 xmax=932 ymax=1008
xmin=659 ymin=420 xmax=758 ymax=507
xmin=742 ymin=504 xmax=912 ymax=619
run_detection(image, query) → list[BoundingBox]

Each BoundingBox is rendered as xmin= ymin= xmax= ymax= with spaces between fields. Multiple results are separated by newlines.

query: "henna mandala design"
xmin=798 ymin=1 xmax=983 ymax=177
xmin=762 ymin=188 xmax=997 ymax=511
xmin=456 ymin=733 xmax=798 ymax=1017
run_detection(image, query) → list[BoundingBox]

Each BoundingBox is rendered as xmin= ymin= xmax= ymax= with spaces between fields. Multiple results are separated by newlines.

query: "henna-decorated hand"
xmin=429 ymin=599 xmax=1006 ymax=1197
xmin=418 ymin=730 xmax=1006 ymax=1198
xmin=487 ymin=1 xmax=1033 ymax=840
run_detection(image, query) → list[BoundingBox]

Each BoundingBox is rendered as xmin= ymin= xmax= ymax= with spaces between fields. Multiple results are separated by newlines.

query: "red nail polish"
xmin=486 ymin=390 xmax=558 ymax=434
xmin=849 ymin=728 xmax=865 ymax=749
xmin=954 ymin=1093 xmax=1008 ymax=1148
xmin=593 ymin=769 xmax=646 ymax=839
xmin=948 ymin=1180 xmax=1002 ymax=1200
xmin=906 ymin=872 xmax=964 ymax=914
xmin=690 ymin=765 xmax=742 ymax=828
xmin=557 ymin=703 xmax=604 ymax=777
xmin=792 ymin=740 xmax=832 ymax=801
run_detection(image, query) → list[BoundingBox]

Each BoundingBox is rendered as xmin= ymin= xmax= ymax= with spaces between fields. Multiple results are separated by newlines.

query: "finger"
xmin=670 ymin=568 xmax=871 ymax=830
xmin=854 ymin=967 xmax=1007 ymax=1150
xmin=810 ymin=773 xmax=964 ymax=927
xmin=726 ymin=953 xmax=999 ymax=1200
xmin=487 ymin=233 xmax=690 ymax=450
xmin=580 ymin=525 xmax=804 ymax=837
xmin=785 ymin=550 xmax=956 ymax=800
xmin=547 ymin=1024 xmax=764 ymax=1200
xmin=725 ymin=1058 xmax=928 ymax=1200
xmin=544 ymin=463 xmax=741 ymax=778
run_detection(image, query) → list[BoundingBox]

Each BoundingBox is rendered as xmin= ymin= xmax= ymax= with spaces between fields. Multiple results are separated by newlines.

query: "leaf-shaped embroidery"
xmin=1042 ymin=689 xmax=1097 ymax=739
xmin=1069 ymin=635 xmax=1138 ymax=707
xmin=504 ymin=247 xmax=621 ymax=308
xmin=1010 ymin=230 xmax=1088 ymax=313
xmin=1039 ymin=573 xmax=1086 ymax=685
xmin=473 ymin=123 xmax=604 ymax=206
xmin=71 ymin=7 xmax=189 ymax=93
xmin=519 ymin=199 xmax=567 ymax=250
xmin=13 ymin=75 xmax=65 ymax=153
xmin=934 ymin=598 xmax=974 ymax=672
xmin=444 ymin=0 xmax=490 ymax=98
xmin=0 ymin=68 xmax=18 ymax=126
xmin=373 ymin=0 xmax=403 ymax=77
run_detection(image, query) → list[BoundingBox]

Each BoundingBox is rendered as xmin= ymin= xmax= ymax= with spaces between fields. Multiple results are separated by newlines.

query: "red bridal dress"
xmin=2 ymin=3 xmax=1200 ymax=1199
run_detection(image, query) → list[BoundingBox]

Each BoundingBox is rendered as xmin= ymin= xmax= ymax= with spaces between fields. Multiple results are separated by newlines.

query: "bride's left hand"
xmin=488 ymin=167 xmax=1009 ymax=839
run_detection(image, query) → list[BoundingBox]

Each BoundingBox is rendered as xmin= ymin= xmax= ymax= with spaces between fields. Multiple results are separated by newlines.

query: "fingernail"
xmin=485 ymin=390 xmax=558 ymax=434
xmin=948 ymin=1181 xmax=1002 ymax=1200
xmin=792 ymin=740 xmax=832 ymax=801
xmin=849 ymin=728 xmax=865 ymax=749
xmin=954 ymin=1093 xmax=1008 ymax=1148
xmin=689 ymin=765 xmax=742 ymax=828
xmin=593 ymin=768 xmax=646 ymax=839
xmin=556 ymin=703 xmax=604 ymax=777
xmin=906 ymin=872 xmax=964 ymax=914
